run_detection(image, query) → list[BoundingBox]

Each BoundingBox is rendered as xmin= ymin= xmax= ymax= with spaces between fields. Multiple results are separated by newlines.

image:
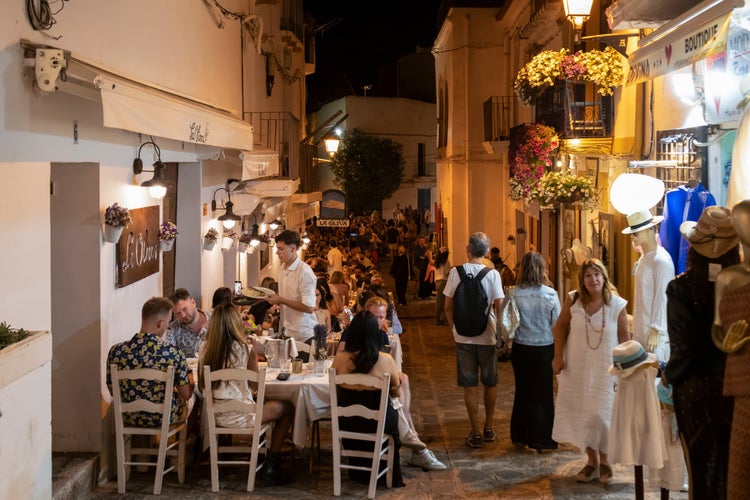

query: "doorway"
xmin=161 ymin=162 xmax=178 ymax=298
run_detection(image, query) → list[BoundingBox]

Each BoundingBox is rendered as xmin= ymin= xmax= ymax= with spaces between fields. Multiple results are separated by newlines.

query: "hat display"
xmin=608 ymin=340 xmax=658 ymax=377
xmin=679 ymin=206 xmax=739 ymax=258
xmin=621 ymin=209 xmax=665 ymax=234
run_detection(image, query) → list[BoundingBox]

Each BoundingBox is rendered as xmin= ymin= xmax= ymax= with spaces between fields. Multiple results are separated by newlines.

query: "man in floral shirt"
xmin=106 ymin=297 xmax=194 ymax=426
xmin=165 ymin=288 xmax=211 ymax=357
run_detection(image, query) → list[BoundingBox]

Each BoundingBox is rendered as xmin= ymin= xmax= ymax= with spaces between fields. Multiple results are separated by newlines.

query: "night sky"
xmin=305 ymin=0 xmax=443 ymax=111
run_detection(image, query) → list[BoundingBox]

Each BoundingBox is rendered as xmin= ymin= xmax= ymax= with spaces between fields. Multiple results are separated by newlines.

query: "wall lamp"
xmin=212 ymin=179 xmax=242 ymax=230
xmin=563 ymin=0 xmax=594 ymax=46
xmin=133 ymin=141 xmax=167 ymax=199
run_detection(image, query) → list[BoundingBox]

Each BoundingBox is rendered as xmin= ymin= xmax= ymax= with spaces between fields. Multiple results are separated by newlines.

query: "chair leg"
xmin=247 ymin=429 xmax=263 ymax=492
xmin=209 ymin=434 xmax=220 ymax=493
xmin=116 ymin=433 xmax=127 ymax=494
xmin=385 ymin=436 xmax=394 ymax=488
xmin=177 ymin=425 xmax=187 ymax=484
xmin=332 ymin=437 xmax=342 ymax=497
xmin=367 ymin=451 xmax=379 ymax=499
xmin=153 ymin=432 xmax=170 ymax=495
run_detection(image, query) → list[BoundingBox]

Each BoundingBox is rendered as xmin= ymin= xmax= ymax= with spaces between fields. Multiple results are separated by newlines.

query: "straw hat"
xmin=680 ymin=206 xmax=739 ymax=258
xmin=608 ymin=340 xmax=658 ymax=378
xmin=621 ymin=209 xmax=664 ymax=234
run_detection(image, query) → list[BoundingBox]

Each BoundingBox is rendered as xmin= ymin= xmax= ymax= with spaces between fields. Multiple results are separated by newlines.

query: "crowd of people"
xmin=105 ymin=200 xmax=750 ymax=496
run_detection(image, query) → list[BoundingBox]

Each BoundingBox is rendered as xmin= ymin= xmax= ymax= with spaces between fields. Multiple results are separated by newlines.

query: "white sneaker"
xmin=409 ymin=449 xmax=447 ymax=471
xmin=400 ymin=429 xmax=426 ymax=450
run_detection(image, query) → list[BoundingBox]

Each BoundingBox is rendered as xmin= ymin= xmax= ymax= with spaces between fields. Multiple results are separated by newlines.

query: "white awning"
xmin=626 ymin=0 xmax=742 ymax=85
xmin=240 ymin=148 xmax=280 ymax=179
xmin=233 ymin=178 xmax=300 ymax=197
xmin=284 ymin=203 xmax=320 ymax=231
xmin=98 ymin=74 xmax=253 ymax=150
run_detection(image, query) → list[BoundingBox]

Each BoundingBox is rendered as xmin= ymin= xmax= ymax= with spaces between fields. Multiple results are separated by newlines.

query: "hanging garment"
xmin=728 ymin=105 xmax=750 ymax=208
xmin=659 ymin=184 xmax=716 ymax=274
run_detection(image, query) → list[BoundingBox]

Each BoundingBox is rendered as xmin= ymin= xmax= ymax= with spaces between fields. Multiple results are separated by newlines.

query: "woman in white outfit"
xmin=551 ymin=258 xmax=629 ymax=484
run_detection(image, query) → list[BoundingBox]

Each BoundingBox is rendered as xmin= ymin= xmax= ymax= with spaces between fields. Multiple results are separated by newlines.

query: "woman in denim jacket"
xmin=508 ymin=251 xmax=561 ymax=452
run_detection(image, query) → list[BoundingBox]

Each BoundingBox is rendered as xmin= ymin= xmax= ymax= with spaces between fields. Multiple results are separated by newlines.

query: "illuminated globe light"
xmin=149 ymin=185 xmax=167 ymax=199
xmin=609 ymin=173 xmax=665 ymax=215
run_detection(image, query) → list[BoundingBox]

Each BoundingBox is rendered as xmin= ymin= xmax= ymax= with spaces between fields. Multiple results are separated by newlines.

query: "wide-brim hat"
xmin=679 ymin=206 xmax=739 ymax=258
xmin=608 ymin=340 xmax=658 ymax=377
xmin=621 ymin=209 xmax=664 ymax=234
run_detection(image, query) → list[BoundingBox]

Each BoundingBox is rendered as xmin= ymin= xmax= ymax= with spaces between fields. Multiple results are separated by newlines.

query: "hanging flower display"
xmin=529 ymin=171 xmax=599 ymax=210
xmin=508 ymin=124 xmax=559 ymax=201
xmin=514 ymin=47 xmax=625 ymax=105
xmin=104 ymin=203 xmax=132 ymax=228
xmin=158 ymin=221 xmax=178 ymax=242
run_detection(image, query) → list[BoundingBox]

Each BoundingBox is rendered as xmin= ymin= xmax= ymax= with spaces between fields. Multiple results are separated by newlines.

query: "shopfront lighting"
xmin=211 ymin=180 xmax=242 ymax=230
xmin=324 ymin=138 xmax=340 ymax=157
xmin=610 ymin=173 xmax=665 ymax=215
xmin=563 ymin=0 xmax=594 ymax=45
xmin=133 ymin=141 xmax=168 ymax=199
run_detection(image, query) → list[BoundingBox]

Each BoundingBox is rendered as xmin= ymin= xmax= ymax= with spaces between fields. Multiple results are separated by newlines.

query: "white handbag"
xmin=499 ymin=286 xmax=520 ymax=342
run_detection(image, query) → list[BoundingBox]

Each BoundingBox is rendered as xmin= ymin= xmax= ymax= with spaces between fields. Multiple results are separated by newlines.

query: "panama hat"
xmin=621 ymin=209 xmax=664 ymax=234
xmin=608 ymin=340 xmax=658 ymax=378
xmin=680 ymin=206 xmax=739 ymax=258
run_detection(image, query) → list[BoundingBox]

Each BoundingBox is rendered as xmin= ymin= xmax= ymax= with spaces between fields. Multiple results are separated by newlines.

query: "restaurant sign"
xmin=116 ymin=205 xmax=160 ymax=288
xmin=316 ymin=219 xmax=350 ymax=227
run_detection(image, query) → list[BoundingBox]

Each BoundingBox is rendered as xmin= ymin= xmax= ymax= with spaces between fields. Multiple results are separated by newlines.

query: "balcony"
xmin=418 ymin=162 xmax=436 ymax=177
xmin=483 ymin=96 xmax=513 ymax=141
xmin=245 ymin=112 xmax=300 ymax=179
xmin=535 ymin=81 xmax=613 ymax=139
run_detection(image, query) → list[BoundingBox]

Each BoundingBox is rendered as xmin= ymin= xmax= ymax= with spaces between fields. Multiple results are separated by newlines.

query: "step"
xmin=52 ymin=452 xmax=98 ymax=500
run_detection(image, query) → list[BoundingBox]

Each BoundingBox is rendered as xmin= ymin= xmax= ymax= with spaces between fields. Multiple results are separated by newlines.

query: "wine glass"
xmin=266 ymin=339 xmax=279 ymax=369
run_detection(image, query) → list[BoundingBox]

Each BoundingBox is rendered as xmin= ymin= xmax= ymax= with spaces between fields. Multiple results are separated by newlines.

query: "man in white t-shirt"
xmin=266 ymin=230 xmax=317 ymax=343
xmin=443 ymin=232 xmax=504 ymax=449
xmin=326 ymin=239 xmax=343 ymax=276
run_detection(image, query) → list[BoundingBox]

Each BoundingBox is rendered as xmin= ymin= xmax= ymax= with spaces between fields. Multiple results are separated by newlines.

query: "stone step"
xmin=52 ymin=452 xmax=98 ymax=500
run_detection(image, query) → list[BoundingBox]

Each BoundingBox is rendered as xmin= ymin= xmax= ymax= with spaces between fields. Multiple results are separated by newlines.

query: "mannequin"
xmin=622 ymin=210 xmax=675 ymax=363
xmin=562 ymin=239 xmax=591 ymax=295
xmin=712 ymin=199 xmax=750 ymax=500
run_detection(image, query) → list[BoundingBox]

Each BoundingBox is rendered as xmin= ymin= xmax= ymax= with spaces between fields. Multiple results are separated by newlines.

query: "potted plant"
xmin=238 ymin=233 xmax=253 ymax=253
xmin=529 ymin=171 xmax=599 ymax=210
xmin=103 ymin=203 xmax=132 ymax=243
xmin=158 ymin=221 xmax=178 ymax=252
xmin=203 ymin=228 xmax=219 ymax=251
xmin=508 ymin=124 xmax=559 ymax=201
xmin=221 ymin=231 xmax=237 ymax=252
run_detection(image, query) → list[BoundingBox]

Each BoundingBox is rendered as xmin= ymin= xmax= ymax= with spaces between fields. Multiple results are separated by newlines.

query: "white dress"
xmin=552 ymin=292 xmax=627 ymax=453
xmin=608 ymin=365 xmax=667 ymax=468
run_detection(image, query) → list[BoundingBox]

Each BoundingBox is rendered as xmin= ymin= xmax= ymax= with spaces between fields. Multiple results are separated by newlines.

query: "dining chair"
xmin=110 ymin=364 xmax=188 ymax=495
xmin=329 ymin=368 xmax=394 ymax=499
xmin=202 ymin=365 xmax=270 ymax=492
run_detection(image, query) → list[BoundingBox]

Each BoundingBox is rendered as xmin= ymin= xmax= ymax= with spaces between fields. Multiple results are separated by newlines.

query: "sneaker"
xmin=466 ymin=433 xmax=483 ymax=448
xmin=400 ymin=429 xmax=427 ymax=451
xmin=409 ymin=449 xmax=447 ymax=471
xmin=483 ymin=427 xmax=496 ymax=442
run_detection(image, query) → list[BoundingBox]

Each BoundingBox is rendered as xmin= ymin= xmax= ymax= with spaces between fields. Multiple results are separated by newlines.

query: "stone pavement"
xmin=90 ymin=274 xmax=689 ymax=499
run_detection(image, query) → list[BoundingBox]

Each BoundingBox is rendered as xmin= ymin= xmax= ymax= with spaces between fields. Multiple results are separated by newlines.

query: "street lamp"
xmin=563 ymin=0 xmax=594 ymax=46
xmin=324 ymin=137 xmax=340 ymax=157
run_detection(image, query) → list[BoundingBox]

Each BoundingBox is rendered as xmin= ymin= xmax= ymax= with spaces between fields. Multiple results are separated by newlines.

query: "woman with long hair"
xmin=314 ymin=282 xmax=332 ymax=332
xmin=551 ymin=258 xmax=629 ymax=484
xmin=331 ymin=312 xmax=405 ymax=487
xmin=509 ymin=252 xmax=560 ymax=452
xmin=198 ymin=303 xmax=295 ymax=485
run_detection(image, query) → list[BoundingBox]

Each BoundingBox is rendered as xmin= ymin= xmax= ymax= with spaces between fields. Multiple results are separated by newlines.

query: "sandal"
xmin=483 ymin=427 xmax=496 ymax=442
xmin=599 ymin=463 xmax=613 ymax=484
xmin=465 ymin=433 xmax=483 ymax=448
xmin=576 ymin=464 xmax=598 ymax=483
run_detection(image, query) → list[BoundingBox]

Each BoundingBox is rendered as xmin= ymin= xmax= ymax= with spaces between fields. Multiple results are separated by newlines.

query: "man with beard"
xmin=166 ymin=288 xmax=211 ymax=358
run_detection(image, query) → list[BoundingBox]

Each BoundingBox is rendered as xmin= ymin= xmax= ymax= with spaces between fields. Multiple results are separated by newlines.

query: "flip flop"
xmin=576 ymin=464 xmax=598 ymax=483
xmin=599 ymin=463 xmax=613 ymax=483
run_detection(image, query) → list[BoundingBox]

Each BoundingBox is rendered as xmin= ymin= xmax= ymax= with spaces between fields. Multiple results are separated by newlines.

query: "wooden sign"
xmin=116 ymin=206 xmax=160 ymax=288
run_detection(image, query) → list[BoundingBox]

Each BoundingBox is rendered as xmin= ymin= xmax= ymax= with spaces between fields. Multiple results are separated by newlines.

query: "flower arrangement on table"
xmin=313 ymin=324 xmax=329 ymax=361
xmin=529 ymin=171 xmax=599 ymax=211
xmin=104 ymin=203 xmax=131 ymax=227
xmin=158 ymin=221 xmax=178 ymax=242
xmin=514 ymin=47 xmax=625 ymax=105
xmin=204 ymin=228 xmax=219 ymax=241
xmin=508 ymin=123 xmax=559 ymax=201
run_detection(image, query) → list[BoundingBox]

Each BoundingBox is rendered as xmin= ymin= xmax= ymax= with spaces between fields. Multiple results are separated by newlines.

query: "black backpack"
xmin=452 ymin=266 xmax=492 ymax=337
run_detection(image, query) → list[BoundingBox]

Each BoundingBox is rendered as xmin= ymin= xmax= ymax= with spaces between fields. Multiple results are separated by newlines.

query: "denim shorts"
xmin=456 ymin=343 xmax=498 ymax=387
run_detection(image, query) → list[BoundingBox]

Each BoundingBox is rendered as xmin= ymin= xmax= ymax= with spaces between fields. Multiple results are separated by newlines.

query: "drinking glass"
xmin=266 ymin=339 xmax=280 ymax=369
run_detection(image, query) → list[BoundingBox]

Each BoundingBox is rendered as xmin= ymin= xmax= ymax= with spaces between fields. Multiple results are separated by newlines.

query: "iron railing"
xmin=483 ymin=96 xmax=513 ymax=141
xmin=535 ymin=81 xmax=613 ymax=139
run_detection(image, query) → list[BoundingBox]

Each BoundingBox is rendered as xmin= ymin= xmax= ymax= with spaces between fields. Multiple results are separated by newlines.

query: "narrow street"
xmin=86 ymin=257 xmax=688 ymax=499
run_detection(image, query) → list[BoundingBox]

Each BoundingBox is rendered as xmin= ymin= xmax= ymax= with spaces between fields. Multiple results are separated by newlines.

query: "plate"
xmin=243 ymin=286 xmax=275 ymax=298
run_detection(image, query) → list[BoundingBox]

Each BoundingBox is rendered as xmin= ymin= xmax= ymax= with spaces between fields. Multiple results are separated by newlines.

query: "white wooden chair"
xmin=329 ymin=368 xmax=394 ymax=499
xmin=110 ymin=364 xmax=188 ymax=495
xmin=202 ymin=365 xmax=270 ymax=492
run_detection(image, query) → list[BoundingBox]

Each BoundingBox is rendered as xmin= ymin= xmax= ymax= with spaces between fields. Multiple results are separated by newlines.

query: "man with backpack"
xmin=443 ymin=232 xmax=504 ymax=448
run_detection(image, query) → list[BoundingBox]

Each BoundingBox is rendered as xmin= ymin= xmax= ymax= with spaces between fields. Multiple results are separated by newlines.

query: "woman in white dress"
xmin=552 ymin=258 xmax=629 ymax=484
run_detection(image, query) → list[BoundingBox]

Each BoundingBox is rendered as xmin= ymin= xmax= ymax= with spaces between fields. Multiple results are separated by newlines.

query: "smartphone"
xmin=276 ymin=372 xmax=290 ymax=381
xmin=234 ymin=280 xmax=242 ymax=297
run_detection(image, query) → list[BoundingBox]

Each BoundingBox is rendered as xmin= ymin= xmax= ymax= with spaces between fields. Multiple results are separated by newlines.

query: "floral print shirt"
xmin=165 ymin=310 xmax=211 ymax=358
xmin=106 ymin=332 xmax=189 ymax=427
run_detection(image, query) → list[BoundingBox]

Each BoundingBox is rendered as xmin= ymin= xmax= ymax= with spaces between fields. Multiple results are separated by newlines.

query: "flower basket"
xmin=103 ymin=224 xmax=124 ymax=244
xmin=221 ymin=235 xmax=235 ymax=252
xmin=238 ymin=241 xmax=249 ymax=253
xmin=203 ymin=237 xmax=217 ymax=251
xmin=508 ymin=124 xmax=559 ymax=201
xmin=514 ymin=47 xmax=625 ymax=106
xmin=160 ymin=239 xmax=174 ymax=252
xmin=529 ymin=171 xmax=599 ymax=211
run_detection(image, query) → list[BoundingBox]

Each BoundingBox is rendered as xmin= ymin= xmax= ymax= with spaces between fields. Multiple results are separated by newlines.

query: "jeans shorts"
xmin=456 ymin=343 xmax=498 ymax=387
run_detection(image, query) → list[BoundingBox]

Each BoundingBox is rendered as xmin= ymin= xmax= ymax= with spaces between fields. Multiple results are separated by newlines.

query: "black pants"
xmin=510 ymin=342 xmax=557 ymax=450
xmin=394 ymin=277 xmax=408 ymax=305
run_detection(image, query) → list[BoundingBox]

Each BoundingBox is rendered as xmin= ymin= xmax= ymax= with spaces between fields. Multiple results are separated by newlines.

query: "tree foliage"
xmin=330 ymin=129 xmax=405 ymax=214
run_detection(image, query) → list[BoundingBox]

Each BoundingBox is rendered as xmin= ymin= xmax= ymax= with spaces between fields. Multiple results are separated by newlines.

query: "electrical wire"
xmin=26 ymin=0 xmax=65 ymax=31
